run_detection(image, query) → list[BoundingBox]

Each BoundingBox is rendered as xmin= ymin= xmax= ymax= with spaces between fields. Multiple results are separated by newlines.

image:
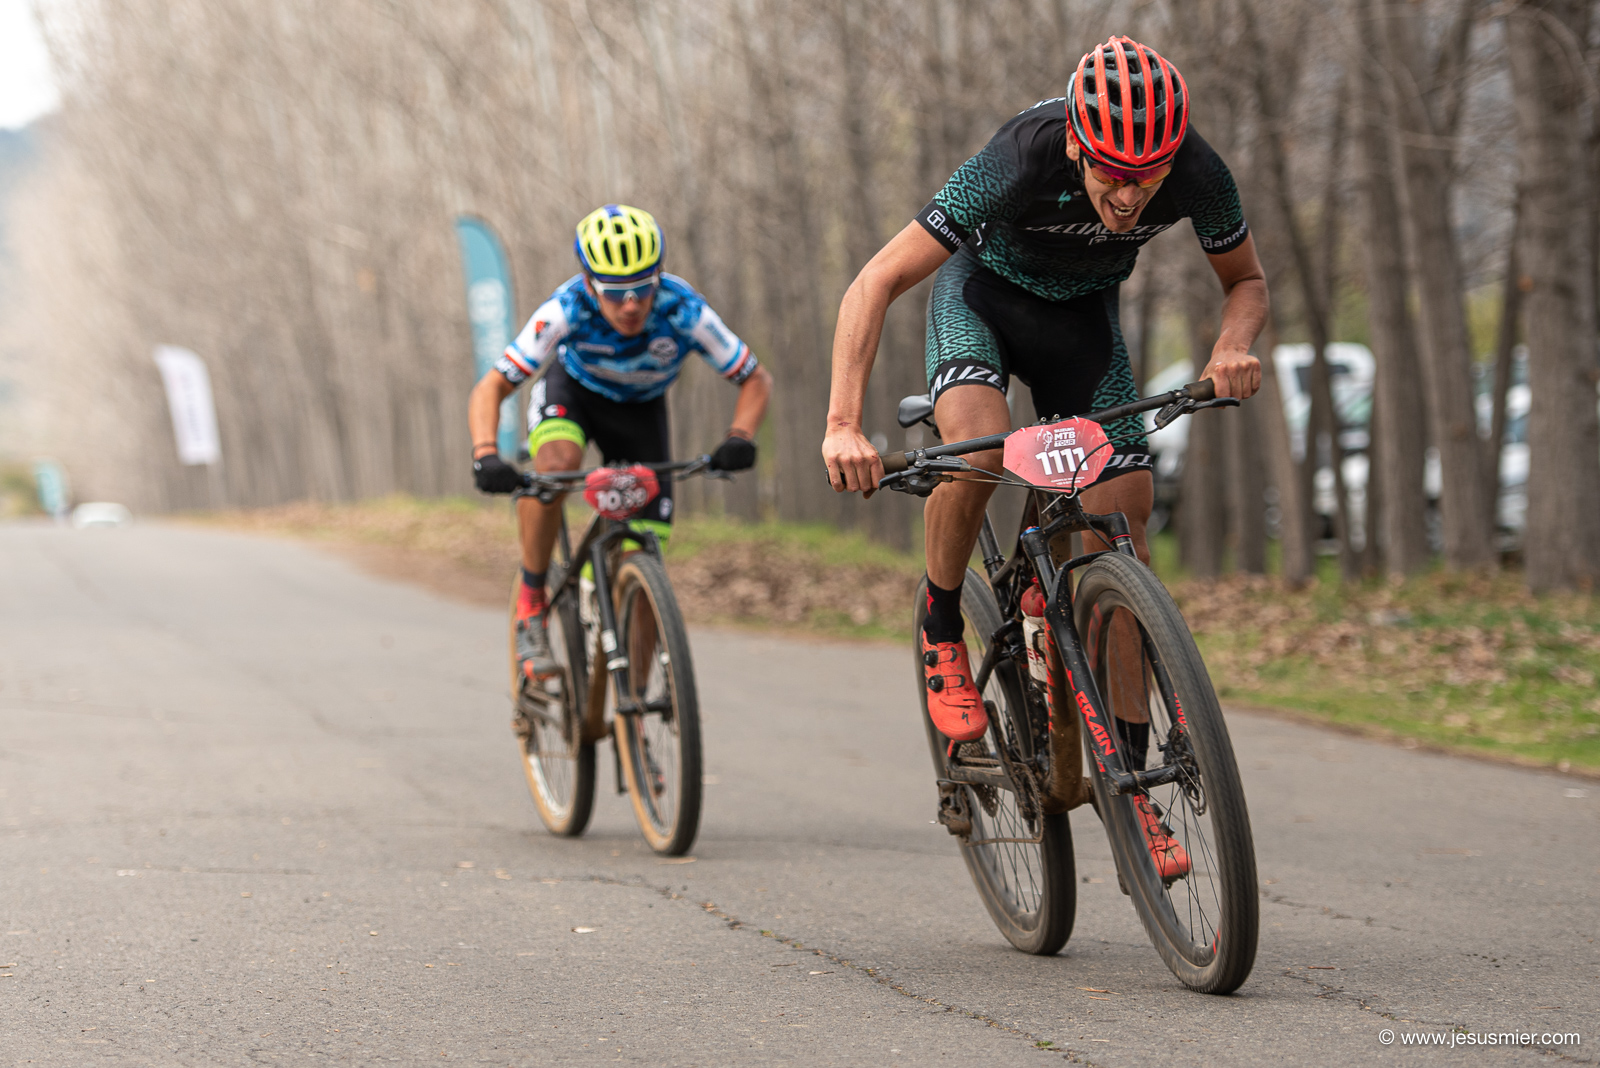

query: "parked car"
xmin=1143 ymin=345 xmax=1535 ymax=549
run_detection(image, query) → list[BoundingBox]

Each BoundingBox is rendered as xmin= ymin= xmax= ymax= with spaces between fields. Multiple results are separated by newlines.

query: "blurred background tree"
xmin=0 ymin=0 xmax=1586 ymax=588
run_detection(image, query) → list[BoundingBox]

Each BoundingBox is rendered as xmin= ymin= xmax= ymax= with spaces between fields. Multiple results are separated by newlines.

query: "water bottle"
xmin=1020 ymin=581 xmax=1049 ymax=683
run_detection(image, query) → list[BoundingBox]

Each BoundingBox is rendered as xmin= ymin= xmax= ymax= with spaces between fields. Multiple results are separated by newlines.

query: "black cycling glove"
xmin=472 ymin=453 xmax=523 ymax=494
xmin=709 ymin=434 xmax=757 ymax=472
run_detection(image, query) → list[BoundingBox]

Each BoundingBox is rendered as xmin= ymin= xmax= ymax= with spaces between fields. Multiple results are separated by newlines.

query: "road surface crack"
xmin=1259 ymin=887 xmax=1406 ymax=931
xmin=560 ymin=872 xmax=1099 ymax=1064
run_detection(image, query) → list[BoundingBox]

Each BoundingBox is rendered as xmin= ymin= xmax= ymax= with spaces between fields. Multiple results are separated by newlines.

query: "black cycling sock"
xmin=521 ymin=568 xmax=546 ymax=592
xmin=922 ymin=577 xmax=965 ymax=644
xmin=1115 ymin=717 xmax=1150 ymax=770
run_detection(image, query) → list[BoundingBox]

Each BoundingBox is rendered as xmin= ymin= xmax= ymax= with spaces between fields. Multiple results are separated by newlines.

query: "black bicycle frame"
xmin=543 ymin=510 xmax=666 ymax=719
xmin=884 ymin=380 xmax=1228 ymax=798
xmin=971 ymin=487 xmax=1188 ymax=798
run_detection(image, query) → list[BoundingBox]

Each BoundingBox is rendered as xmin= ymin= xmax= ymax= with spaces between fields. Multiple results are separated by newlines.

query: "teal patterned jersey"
xmin=915 ymin=98 xmax=1249 ymax=302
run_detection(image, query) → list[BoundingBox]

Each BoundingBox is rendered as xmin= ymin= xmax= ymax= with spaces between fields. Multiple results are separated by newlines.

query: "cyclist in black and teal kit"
xmin=822 ymin=37 xmax=1267 ymax=862
xmin=469 ymin=205 xmax=772 ymax=679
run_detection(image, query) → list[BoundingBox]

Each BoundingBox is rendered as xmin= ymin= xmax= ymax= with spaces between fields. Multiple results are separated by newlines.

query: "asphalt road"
xmin=2 ymin=522 xmax=1596 ymax=1067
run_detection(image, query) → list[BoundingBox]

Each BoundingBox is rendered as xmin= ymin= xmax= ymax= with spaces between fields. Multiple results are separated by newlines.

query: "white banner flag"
xmin=153 ymin=345 xmax=222 ymax=466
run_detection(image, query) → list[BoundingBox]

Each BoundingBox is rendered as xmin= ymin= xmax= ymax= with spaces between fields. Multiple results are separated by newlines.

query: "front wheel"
xmin=915 ymin=569 xmax=1076 ymax=956
xmin=1074 ymin=553 xmax=1259 ymax=994
xmin=613 ymin=553 xmax=703 ymax=856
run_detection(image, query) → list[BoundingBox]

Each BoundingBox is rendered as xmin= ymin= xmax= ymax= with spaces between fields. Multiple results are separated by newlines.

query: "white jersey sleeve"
xmin=688 ymin=303 xmax=758 ymax=384
xmin=495 ymin=297 xmax=572 ymax=386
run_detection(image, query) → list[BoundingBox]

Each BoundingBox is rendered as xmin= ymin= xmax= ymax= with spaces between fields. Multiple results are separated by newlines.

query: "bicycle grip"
xmin=881 ymin=451 xmax=910 ymax=475
xmin=1187 ymin=379 xmax=1216 ymax=403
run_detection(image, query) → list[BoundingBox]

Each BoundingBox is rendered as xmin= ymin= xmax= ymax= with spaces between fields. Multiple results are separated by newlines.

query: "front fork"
xmin=997 ymin=508 xmax=1176 ymax=798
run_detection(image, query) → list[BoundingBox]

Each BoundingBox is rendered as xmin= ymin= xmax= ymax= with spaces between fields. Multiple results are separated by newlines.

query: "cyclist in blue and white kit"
xmin=468 ymin=205 xmax=772 ymax=679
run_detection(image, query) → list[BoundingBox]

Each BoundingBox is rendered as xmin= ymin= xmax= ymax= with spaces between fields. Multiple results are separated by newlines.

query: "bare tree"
xmin=1505 ymin=0 xmax=1600 ymax=590
xmin=1349 ymin=0 xmax=1432 ymax=577
xmin=1369 ymin=0 xmax=1495 ymax=568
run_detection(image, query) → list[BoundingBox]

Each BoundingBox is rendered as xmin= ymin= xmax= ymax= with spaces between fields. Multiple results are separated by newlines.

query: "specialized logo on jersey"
xmin=648 ymin=337 xmax=680 ymax=361
xmin=1023 ymin=220 xmax=1177 ymax=244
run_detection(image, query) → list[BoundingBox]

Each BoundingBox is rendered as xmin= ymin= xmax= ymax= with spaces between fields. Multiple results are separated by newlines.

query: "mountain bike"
xmin=876 ymin=380 xmax=1259 ymax=994
xmin=508 ymin=456 xmax=728 ymax=856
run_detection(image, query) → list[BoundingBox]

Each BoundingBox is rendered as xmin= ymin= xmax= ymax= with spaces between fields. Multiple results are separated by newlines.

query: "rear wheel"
xmin=1074 ymin=553 xmax=1258 ymax=994
xmin=510 ymin=543 xmax=596 ymax=837
xmin=915 ymin=569 xmax=1076 ymax=956
xmin=613 ymin=553 xmax=703 ymax=856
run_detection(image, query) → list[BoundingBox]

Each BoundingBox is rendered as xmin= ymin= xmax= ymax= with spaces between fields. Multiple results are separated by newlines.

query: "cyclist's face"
xmin=585 ymin=278 xmax=656 ymax=337
xmin=1067 ymin=139 xmax=1165 ymax=233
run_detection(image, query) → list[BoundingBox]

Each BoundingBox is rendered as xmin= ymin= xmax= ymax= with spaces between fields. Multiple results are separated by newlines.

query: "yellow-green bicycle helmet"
xmin=573 ymin=204 xmax=663 ymax=282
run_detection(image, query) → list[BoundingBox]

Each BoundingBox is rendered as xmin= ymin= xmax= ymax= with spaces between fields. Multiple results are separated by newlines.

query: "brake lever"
xmin=1153 ymin=395 xmax=1240 ymax=430
xmin=1153 ymin=400 xmax=1187 ymax=430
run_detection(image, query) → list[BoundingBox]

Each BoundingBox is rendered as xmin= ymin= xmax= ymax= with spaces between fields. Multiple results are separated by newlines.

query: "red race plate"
xmin=583 ymin=465 xmax=660 ymax=520
xmin=1002 ymin=417 xmax=1112 ymax=491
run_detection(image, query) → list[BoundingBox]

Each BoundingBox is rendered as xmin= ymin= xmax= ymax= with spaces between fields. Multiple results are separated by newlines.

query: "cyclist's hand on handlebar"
xmin=1200 ymin=347 xmax=1261 ymax=401
xmin=822 ymin=423 xmax=885 ymax=493
xmin=709 ymin=432 xmax=757 ymax=472
xmin=472 ymin=452 xmax=523 ymax=494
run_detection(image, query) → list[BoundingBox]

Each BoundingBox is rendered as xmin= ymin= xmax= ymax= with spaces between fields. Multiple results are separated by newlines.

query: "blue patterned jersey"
xmin=914 ymin=99 xmax=1250 ymax=302
xmin=494 ymin=273 xmax=757 ymax=403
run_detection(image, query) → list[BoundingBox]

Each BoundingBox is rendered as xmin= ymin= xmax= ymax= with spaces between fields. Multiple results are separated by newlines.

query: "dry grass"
xmin=1173 ymin=571 xmax=1600 ymax=774
xmin=192 ymin=495 xmax=1600 ymax=774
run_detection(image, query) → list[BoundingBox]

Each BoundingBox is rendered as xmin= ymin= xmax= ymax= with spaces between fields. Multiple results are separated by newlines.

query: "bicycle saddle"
xmin=897 ymin=394 xmax=935 ymax=429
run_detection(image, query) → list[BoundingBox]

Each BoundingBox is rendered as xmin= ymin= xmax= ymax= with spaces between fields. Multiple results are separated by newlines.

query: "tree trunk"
xmin=1180 ymin=263 xmax=1227 ymax=577
xmin=1239 ymin=0 xmax=1353 ymax=577
xmin=1224 ymin=392 xmax=1269 ymax=574
xmin=1371 ymin=0 xmax=1495 ymax=568
xmin=834 ymin=0 xmax=914 ymax=549
xmin=1506 ymin=0 xmax=1600 ymax=590
xmin=1350 ymin=9 xmax=1431 ymax=577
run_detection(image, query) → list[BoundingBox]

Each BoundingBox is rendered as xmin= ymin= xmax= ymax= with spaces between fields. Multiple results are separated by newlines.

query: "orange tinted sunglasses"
xmin=1084 ymin=160 xmax=1172 ymax=189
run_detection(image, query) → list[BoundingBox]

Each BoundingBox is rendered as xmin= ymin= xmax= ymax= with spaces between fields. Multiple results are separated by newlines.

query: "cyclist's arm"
xmin=1201 ymin=234 xmax=1269 ymax=401
xmin=470 ymin=296 xmax=574 ymax=459
xmin=685 ymin=296 xmax=770 ymax=442
xmin=824 ymin=222 xmax=951 ymax=492
xmin=729 ymin=364 xmax=772 ymax=441
xmin=468 ymin=370 xmax=515 ymax=460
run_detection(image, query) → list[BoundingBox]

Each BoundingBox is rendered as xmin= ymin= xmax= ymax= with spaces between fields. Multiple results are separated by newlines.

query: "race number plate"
xmin=583 ymin=464 xmax=660 ymax=520
xmin=1002 ymin=417 xmax=1112 ymax=491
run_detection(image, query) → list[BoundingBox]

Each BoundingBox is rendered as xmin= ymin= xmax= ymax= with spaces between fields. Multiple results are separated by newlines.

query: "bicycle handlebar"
xmin=877 ymin=379 xmax=1222 ymax=476
xmin=516 ymin=454 xmax=721 ymax=494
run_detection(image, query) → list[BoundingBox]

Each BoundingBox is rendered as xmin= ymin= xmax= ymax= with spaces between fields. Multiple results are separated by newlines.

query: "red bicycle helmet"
xmin=1067 ymin=36 xmax=1188 ymax=169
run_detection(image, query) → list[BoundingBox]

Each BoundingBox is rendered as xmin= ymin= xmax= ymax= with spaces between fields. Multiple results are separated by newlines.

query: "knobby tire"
xmin=1074 ymin=553 xmax=1258 ymax=994
xmin=916 ymin=569 xmax=1076 ymax=956
xmin=613 ymin=553 xmax=703 ymax=856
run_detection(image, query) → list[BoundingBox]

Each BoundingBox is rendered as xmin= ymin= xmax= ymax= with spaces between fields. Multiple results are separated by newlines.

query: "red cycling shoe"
xmin=1134 ymin=794 xmax=1192 ymax=880
xmin=515 ymin=582 xmax=560 ymax=680
xmin=921 ymin=635 xmax=988 ymax=742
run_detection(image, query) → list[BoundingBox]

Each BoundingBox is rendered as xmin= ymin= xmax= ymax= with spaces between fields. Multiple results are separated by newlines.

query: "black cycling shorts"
xmin=924 ymin=249 xmax=1152 ymax=484
xmin=526 ymin=360 xmax=674 ymax=525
